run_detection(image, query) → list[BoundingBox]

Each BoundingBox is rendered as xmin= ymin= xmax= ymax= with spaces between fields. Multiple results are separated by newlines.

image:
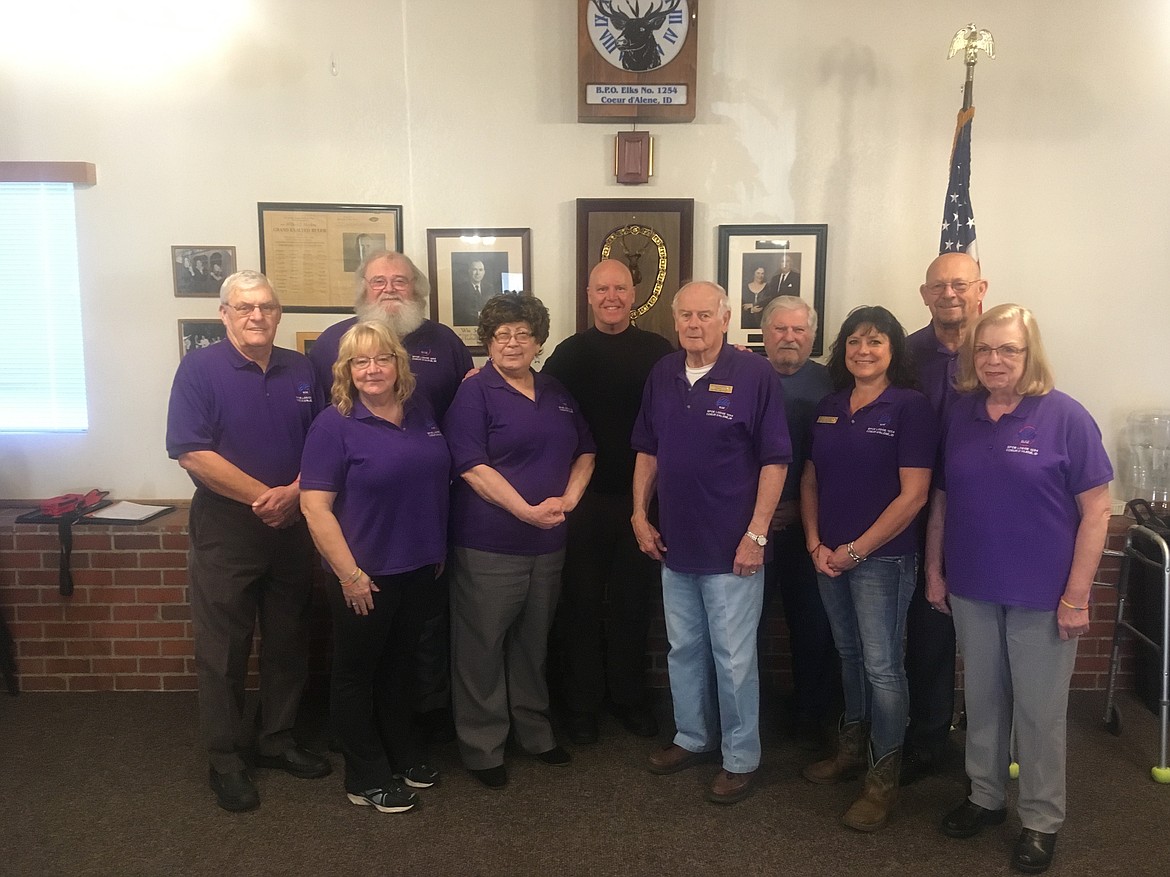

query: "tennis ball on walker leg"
xmin=1009 ymin=762 xmax=1020 ymax=779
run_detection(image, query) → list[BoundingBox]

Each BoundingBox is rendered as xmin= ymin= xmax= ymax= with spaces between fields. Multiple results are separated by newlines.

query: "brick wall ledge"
xmin=0 ymin=509 xmax=1142 ymax=695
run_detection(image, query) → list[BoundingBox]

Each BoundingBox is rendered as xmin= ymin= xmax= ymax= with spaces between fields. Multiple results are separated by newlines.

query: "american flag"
xmin=939 ymin=106 xmax=978 ymax=260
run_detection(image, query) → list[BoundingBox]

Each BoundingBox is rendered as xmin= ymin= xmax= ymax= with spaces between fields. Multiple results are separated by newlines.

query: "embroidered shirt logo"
xmin=295 ymin=382 xmax=314 ymax=403
xmin=1006 ymin=424 xmax=1040 ymax=456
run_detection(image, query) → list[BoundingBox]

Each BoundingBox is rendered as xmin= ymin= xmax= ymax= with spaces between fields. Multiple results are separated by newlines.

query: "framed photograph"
xmin=295 ymin=331 xmax=321 ymax=356
xmin=172 ymin=246 xmax=236 ymax=297
xmin=177 ymin=318 xmax=226 ymax=358
xmin=576 ymin=198 xmax=693 ymax=348
xmin=258 ymin=202 xmax=403 ymax=313
xmin=717 ymin=224 xmax=828 ymax=356
xmin=427 ymin=228 xmax=532 ymax=354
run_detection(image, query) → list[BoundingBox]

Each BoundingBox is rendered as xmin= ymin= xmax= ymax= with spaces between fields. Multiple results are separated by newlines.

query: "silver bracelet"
xmin=846 ymin=542 xmax=867 ymax=564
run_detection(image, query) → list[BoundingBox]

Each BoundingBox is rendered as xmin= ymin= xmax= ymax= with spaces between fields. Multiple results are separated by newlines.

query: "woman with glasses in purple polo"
xmin=300 ymin=320 xmax=452 ymax=815
xmin=799 ymin=305 xmax=938 ymax=832
xmin=926 ymin=304 xmax=1112 ymax=875
xmin=444 ymin=294 xmax=595 ymax=790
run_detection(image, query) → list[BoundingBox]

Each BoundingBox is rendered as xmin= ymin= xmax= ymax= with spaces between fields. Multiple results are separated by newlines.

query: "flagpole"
xmin=938 ymin=24 xmax=995 ymax=261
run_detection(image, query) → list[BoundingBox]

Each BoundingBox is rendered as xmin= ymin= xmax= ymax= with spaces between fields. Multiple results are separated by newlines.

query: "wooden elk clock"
xmin=578 ymin=0 xmax=699 ymax=123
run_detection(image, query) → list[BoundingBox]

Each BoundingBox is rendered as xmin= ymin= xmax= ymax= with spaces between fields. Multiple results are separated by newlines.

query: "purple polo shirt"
xmin=808 ymin=385 xmax=938 ymax=557
xmin=444 ymin=362 xmax=596 ymax=556
xmin=939 ymin=390 xmax=1113 ymax=610
xmin=166 ymin=341 xmax=322 ymax=490
xmin=300 ymin=399 xmax=451 ymax=576
xmin=631 ymin=343 xmax=792 ymax=575
xmin=309 ymin=317 xmax=473 ymax=420
xmin=908 ymin=324 xmax=959 ymax=419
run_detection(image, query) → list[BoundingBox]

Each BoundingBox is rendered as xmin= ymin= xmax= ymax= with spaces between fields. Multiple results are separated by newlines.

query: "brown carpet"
xmin=0 ymin=689 xmax=1166 ymax=877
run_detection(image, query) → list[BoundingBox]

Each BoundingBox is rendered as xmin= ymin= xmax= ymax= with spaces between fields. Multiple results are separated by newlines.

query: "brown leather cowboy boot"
xmin=802 ymin=718 xmax=867 ymax=785
xmin=841 ymin=746 xmax=902 ymax=832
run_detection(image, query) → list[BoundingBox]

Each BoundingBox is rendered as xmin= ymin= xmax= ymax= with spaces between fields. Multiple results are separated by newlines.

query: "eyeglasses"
xmin=923 ymin=280 xmax=976 ymax=295
xmin=973 ymin=344 xmax=1027 ymax=360
xmin=492 ymin=329 xmax=535 ymax=344
xmin=350 ymin=354 xmax=395 ymax=370
xmin=366 ymin=275 xmax=411 ymax=292
xmin=227 ymin=302 xmax=280 ymax=316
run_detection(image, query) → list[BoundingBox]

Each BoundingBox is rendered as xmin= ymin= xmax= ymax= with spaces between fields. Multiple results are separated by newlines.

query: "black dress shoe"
xmin=941 ymin=799 xmax=1008 ymax=838
xmin=209 ymin=768 xmax=259 ymax=812
xmin=536 ymin=745 xmax=571 ymax=766
xmin=608 ymin=703 xmax=659 ymax=738
xmin=254 ymin=746 xmax=332 ymax=779
xmin=1012 ymin=828 xmax=1057 ymax=874
xmin=470 ymin=765 xmax=507 ymax=789
xmin=565 ymin=711 xmax=599 ymax=745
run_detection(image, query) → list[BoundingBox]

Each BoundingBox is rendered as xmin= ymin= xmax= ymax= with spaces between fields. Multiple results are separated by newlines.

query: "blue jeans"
xmin=661 ymin=567 xmax=764 ymax=773
xmin=816 ymin=554 xmax=916 ymax=759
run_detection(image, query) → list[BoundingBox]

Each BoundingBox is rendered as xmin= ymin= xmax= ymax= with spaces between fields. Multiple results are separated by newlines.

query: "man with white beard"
xmin=309 ymin=250 xmax=473 ymax=743
xmin=309 ymin=250 xmax=473 ymax=423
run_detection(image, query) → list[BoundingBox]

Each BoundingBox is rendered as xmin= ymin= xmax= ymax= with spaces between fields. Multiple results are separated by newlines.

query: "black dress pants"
xmin=553 ymin=489 xmax=658 ymax=714
xmin=188 ymin=488 xmax=314 ymax=774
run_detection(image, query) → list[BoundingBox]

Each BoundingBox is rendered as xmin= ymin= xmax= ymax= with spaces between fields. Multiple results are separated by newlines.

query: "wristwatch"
xmin=746 ymin=530 xmax=768 ymax=547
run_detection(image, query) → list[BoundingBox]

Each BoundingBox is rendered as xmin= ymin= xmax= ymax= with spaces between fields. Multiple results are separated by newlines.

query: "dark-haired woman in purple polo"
xmin=800 ymin=305 xmax=938 ymax=832
xmin=445 ymin=294 xmax=595 ymax=790
xmin=300 ymin=320 xmax=452 ymax=815
xmin=927 ymin=304 xmax=1112 ymax=874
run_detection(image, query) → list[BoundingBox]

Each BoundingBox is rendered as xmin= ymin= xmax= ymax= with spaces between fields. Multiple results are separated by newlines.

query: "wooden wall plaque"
xmin=577 ymin=0 xmax=698 ymax=123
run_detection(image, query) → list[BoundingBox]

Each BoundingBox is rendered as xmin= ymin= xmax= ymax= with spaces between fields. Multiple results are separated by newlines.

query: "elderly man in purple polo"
xmin=309 ymin=250 xmax=472 ymax=740
xmin=902 ymin=251 xmax=988 ymax=785
xmin=631 ymin=281 xmax=791 ymax=805
xmin=309 ymin=250 xmax=472 ymax=423
xmin=166 ymin=270 xmax=330 ymax=813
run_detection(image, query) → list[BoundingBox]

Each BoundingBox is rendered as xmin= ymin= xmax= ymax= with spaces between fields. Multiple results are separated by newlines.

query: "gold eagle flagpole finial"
xmin=948 ymin=23 xmax=995 ymax=110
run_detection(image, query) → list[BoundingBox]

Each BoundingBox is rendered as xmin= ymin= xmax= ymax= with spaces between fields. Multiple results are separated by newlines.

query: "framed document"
xmin=426 ymin=228 xmax=532 ymax=355
xmin=717 ymin=224 xmax=828 ymax=356
xmin=576 ymin=198 xmax=692 ymax=346
xmin=578 ymin=0 xmax=698 ymax=122
xmin=258 ymin=202 xmax=403 ymax=313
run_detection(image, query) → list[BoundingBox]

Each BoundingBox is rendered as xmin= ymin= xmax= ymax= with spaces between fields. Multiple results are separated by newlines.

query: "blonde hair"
xmin=331 ymin=319 xmax=416 ymax=415
xmin=955 ymin=303 xmax=1055 ymax=396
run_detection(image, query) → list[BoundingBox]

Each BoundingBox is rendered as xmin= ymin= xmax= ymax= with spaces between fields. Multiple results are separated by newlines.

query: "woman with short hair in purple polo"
xmin=444 ymin=295 xmax=596 ymax=790
xmin=800 ymin=305 xmax=939 ymax=831
xmin=300 ymin=320 xmax=452 ymax=815
xmin=926 ymin=304 xmax=1112 ymax=875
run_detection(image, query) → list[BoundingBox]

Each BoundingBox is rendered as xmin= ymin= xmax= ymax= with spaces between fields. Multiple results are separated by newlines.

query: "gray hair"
xmin=351 ymin=250 xmax=431 ymax=312
xmin=760 ymin=295 xmax=816 ymax=336
xmin=219 ymin=270 xmax=275 ymax=305
xmin=671 ymin=281 xmax=731 ymax=318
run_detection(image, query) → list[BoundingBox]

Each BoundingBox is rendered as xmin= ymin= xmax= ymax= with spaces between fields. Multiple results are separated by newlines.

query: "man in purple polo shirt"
xmin=166 ymin=270 xmax=330 ymax=812
xmin=308 ymin=250 xmax=473 ymax=422
xmin=308 ymin=249 xmax=472 ymax=741
xmin=631 ymin=281 xmax=791 ymax=805
xmin=902 ymin=251 xmax=988 ymax=784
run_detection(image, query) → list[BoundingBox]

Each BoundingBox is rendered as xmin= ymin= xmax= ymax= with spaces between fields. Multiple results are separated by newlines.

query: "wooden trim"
xmin=0 ymin=161 xmax=97 ymax=186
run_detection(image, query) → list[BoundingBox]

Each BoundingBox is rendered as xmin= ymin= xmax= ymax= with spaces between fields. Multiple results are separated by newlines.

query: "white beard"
xmin=356 ymin=296 xmax=427 ymax=338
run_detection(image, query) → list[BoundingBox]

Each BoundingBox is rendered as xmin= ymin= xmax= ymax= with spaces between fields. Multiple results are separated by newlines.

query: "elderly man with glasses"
xmin=167 ymin=270 xmax=331 ymax=812
xmin=901 ymin=252 xmax=989 ymax=785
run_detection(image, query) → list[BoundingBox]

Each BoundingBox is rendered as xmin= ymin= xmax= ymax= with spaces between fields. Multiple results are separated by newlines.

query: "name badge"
xmin=708 ymin=383 xmax=733 ymax=394
xmin=817 ymin=415 xmax=839 ymax=424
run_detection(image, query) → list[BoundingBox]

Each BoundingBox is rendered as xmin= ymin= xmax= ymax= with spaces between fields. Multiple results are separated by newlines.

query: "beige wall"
xmin=1 ymin=0 xmax=1167 ymax=499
